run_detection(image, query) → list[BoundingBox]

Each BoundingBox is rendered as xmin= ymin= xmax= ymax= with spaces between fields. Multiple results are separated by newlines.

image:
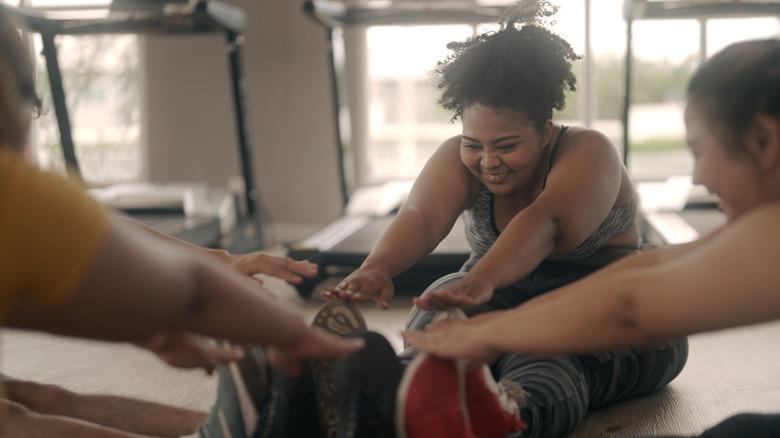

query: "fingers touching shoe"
xmin=267 ymin=328 xmax=364 ymax=377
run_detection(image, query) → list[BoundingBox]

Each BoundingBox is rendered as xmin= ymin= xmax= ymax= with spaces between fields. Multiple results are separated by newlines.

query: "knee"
xmin=5 ymin=380 xmax=71 ymax=412
xmin=425 ymin=272 xmax=468 ymax=293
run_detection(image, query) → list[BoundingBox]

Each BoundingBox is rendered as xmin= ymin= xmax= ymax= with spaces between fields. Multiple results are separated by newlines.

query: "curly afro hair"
xmin=433 ymin=0 xmax=580 ymax=130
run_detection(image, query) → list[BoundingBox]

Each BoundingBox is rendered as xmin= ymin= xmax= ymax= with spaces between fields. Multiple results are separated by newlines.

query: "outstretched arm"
xmin=417 ymin=129 xmax=629 ymax=309
xmin=113 ymin=214 xmax=318 ymax=286
xmin=405 ymin=203 xmax=780 ymax=361
xmin=7 ymin=217 xmax=363 ymax=365
xmin=325 ymin=138 xmax=478 ymax=308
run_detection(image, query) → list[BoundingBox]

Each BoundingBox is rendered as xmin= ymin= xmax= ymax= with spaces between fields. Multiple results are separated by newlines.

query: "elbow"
xmin=184 ymin=260 xmax=211 ymax=317
xmin=158 ymin=255 xmax=212 ymax=327
xmin=614 ymin=292 xmax=642 ymax=333
xmin=610 ymin=283 xmax=658 ymax=345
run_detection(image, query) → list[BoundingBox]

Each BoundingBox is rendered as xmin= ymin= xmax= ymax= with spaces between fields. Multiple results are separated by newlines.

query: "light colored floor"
xmin=3 ymin=273 xmax=780 ymax=437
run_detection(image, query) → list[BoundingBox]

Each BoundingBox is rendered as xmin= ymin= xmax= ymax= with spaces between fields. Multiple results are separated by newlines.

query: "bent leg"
xmin=494 ymin=353 xmax=590 ymax=438
xmin=400 ymin=273 xmax=468 ymax=366
xmin=4 ymin=378 xmax=205 ymax=437
xmin=493 ymin=338 xmax=687 ymax=438
xmin=580 ymin=338 xmax=689 ymax=408
xmin=400 ymin=272 xmax=524 ymax=366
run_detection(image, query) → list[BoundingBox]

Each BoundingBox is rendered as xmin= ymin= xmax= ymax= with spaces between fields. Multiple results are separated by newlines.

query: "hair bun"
xmin=500 ymin=0 xmax=559 ymax=31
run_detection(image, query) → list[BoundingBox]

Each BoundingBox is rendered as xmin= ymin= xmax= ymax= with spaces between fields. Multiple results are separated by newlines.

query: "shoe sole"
xmin=311 ymin=299 xmax=368 ymax=438
xmin=395 ymin=352 xmax=472 ymax=438
xmin=312 ymin=299 xmax=367 ymax=336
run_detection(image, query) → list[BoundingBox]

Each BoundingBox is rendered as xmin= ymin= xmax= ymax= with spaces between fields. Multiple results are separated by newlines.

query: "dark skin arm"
xmin=403 ymin=216 xmax=747 ymax=365
xmin=323 ymin=137 xmax=479 ymax=309
xmin=113 ymin=214 xmax=318 ymax=288
xmin=7 ymin=218 xmax=363 ymax=376
xmin=416 ymin=128 xmax=630 ymax=310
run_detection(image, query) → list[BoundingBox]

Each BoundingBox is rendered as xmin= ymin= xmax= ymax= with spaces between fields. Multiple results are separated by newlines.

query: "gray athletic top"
xmin=461 ymin=126 xmax=637 ymax=270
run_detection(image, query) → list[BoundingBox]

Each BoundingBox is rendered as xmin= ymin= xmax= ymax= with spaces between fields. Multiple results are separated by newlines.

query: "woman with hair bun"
xmin=327 ymin=1 xmax=688 ymax=437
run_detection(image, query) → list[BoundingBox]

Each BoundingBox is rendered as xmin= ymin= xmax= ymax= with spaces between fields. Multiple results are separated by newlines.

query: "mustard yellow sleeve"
xmin=0 ymin=150 xmax=109 ymax=322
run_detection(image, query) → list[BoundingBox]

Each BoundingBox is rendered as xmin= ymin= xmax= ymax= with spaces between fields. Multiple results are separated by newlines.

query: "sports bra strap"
xmin=542 ymin=125 xmax=568 ymax=189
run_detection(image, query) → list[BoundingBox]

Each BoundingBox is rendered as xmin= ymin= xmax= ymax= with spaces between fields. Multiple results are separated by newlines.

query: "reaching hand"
xmin=266 ymin=327 xmax=365 ymax=376
xmin=139 ymin=331 xmax=244 ymax=375
xmin=321 ymin=267 xmax=395 ymax=310
xmin=214 ymin=251 xmax=318 ymax=285
xmin=402 ymin=317 xmax=500 ymax=369
xmin=413 ymin=275 xmax=494 ymax=311
xmin=125 ymin=216 xmax=319 ymax=286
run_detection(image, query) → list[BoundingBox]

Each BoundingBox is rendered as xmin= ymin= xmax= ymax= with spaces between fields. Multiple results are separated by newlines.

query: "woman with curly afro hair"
xmin=327 ymin=1 xmax=688 ymax=437
xmin=406 ymin=38 xmax=780 ymax=438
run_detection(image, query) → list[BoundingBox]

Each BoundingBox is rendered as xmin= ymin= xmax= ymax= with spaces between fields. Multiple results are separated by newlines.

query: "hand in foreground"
xmin=214 ymin=251 xmax=318 ymax=285
xmin=402 ymin=318 xmax=499 ymax=369
xmin=139 ymin=331 xmax=244 ymax=375
xmin=321 ymin=267 xmax=395 ymax=310
xmin=267 ymin=327 xmax=365 ymax=377
xmin=413 ymin=275 xmax=494 ymax=311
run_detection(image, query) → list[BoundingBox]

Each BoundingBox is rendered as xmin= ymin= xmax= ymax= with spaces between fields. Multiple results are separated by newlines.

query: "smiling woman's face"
xmin=685 ymin=97 xmax=765 ymax=221
xmin=460 ymin=103 xmax=549 ymax=197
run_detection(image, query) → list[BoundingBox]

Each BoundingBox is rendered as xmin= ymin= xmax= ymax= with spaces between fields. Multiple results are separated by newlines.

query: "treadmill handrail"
xmin=7 ymin=1 xmax=245 ymax=35
xmin=302 ymin=0 xmax=508 ymax=28
xmin=623 ymin=0 xmax=780 ymax=21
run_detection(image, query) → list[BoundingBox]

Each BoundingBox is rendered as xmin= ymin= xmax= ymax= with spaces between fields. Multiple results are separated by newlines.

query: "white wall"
xmin=142 ymin=0 xmax=343 ymax=227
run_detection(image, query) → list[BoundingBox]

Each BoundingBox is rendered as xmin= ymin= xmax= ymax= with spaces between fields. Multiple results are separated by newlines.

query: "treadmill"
xmin=288 ymin=1 xmax=512 ymax=298
xmin=9 ymin=0 xmax=264 ymax=251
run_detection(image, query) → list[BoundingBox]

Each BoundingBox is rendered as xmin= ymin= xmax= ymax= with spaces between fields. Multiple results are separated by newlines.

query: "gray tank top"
xmin=461 ymin=126 xmax=637 ymax=270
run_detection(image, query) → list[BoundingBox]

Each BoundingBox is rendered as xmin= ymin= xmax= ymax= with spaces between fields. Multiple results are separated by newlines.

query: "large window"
xmin=627 ymin=15 xmax=779 ymax=181
xmin=33 ymin=34 xmax=141 ymax=182
xmin=359 ymin=0 xmax=780 ymax=186
xmin=366 ymin=24 xmax=472 ymax=182
xmin=361 ymin=1 xmax=585 ymax=185
xmin=7 ymin=0 xmax=142 ymax=184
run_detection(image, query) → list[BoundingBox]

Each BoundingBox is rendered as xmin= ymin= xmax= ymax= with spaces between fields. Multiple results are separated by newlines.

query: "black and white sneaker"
xmin=197 ymin=344 xmax=321 ymax=438
xmin=336 ymin=331 xmax=403 ymax=438
xmin=310 ymin=299 xmax=368 ymax=438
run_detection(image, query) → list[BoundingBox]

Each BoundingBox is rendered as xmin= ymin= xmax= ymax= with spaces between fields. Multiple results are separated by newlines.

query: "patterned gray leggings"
xmin=400 ymin=265 xmax=688 ymax=438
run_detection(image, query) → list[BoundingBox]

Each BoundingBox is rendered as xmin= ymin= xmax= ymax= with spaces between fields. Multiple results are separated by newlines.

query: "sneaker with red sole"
xmin=395 ymin=352 xmax=477 ymax=438
xmin=465 ymin=365 xmax=528 ymax=437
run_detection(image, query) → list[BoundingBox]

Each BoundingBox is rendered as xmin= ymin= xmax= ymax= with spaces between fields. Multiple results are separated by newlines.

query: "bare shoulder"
xmin=735 ymin=202 xmax=780 ymax=232
xmin=549 ymin=126 xmax=624 ymax=180
xmin=559 ymin=126 xmax=620 ymax=158
xmin=422 ymin=135 xmax=468 ymax=172
xmin=754 ymin=201 xmax=780 ymax=216
xmin=439 ymin=135 xmax=463 ymax=153
xmin=408 ymin=134 xmax=479 ymax=208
